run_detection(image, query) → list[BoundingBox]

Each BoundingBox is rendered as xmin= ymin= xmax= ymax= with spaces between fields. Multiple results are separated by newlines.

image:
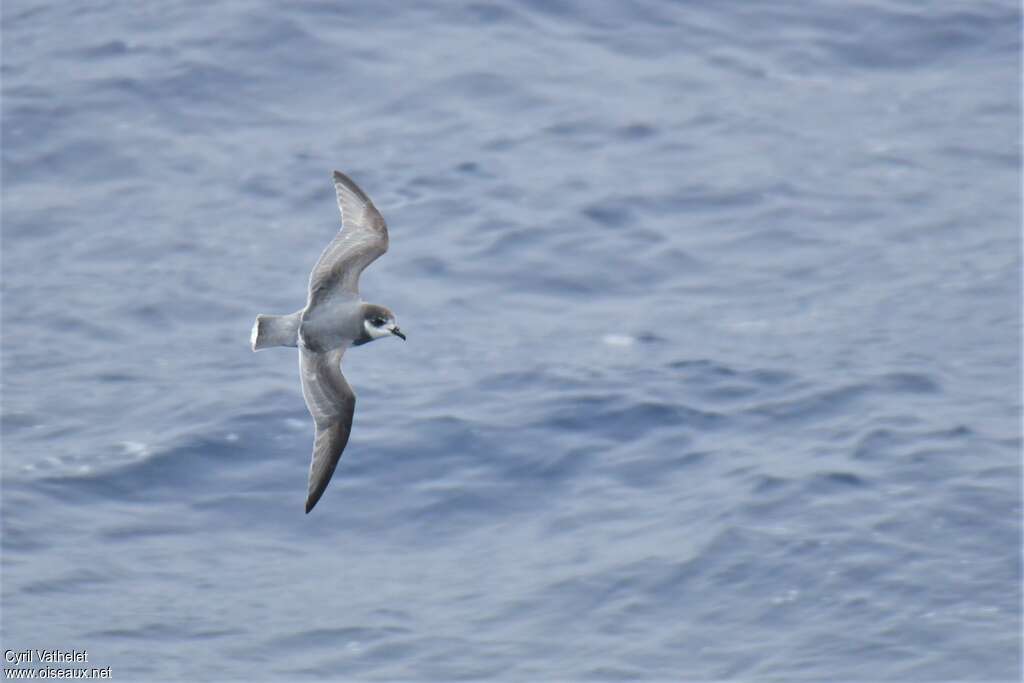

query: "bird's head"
xmin=360 ymin=303 xmax=405 ymax=343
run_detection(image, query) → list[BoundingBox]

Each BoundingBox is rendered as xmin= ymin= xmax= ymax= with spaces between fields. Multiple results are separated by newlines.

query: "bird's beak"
xmin=390 ymin=326 xmax=406 ymax=341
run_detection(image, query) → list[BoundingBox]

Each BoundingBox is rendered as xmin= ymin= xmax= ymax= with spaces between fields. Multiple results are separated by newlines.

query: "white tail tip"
xmin=250 ymin=317 xmax=261 ymax=351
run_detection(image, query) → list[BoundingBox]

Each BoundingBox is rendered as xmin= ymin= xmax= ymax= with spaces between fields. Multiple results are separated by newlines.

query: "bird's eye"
xmin=371 ymin=317 xmax=386 ymax=326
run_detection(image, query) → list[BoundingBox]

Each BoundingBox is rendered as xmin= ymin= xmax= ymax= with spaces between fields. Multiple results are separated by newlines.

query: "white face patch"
xmin=363 ymin=318 xmax=394 ymax=339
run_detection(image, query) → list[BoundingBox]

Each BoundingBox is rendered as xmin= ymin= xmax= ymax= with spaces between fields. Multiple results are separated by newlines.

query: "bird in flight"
xmin=251 ymin=171 xmax=405 ymax=513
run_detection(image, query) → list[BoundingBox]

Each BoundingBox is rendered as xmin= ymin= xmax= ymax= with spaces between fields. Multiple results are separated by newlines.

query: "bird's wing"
xmin=306 ymin=171 xmax=388 ymax=309
xmin=299 ymin=345 xmax=356 ymax=513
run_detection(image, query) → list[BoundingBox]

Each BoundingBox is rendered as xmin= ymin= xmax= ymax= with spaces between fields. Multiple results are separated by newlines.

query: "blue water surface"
xmin=2 ymin=1 xmax=1021 ymax=680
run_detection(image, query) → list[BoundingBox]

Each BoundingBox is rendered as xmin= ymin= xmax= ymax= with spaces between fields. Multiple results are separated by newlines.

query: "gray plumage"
xmin=252 ymin=170 xmax=404 ymax=513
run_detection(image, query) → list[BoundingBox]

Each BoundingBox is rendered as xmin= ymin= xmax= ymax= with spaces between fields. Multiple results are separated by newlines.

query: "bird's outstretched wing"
xmin=306 ymin=171 xmax=388 ymax=309
xmin=299 ymin=346 xmax=356 ymax=513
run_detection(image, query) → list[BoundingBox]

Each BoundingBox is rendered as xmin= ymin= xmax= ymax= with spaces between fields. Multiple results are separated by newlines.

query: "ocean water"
xmin=1 ymin=1 xmax=1020 ymax=680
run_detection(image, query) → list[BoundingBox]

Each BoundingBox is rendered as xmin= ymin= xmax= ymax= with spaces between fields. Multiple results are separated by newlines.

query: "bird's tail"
xmin=251 ymin=312 xmax=301 ymax=351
